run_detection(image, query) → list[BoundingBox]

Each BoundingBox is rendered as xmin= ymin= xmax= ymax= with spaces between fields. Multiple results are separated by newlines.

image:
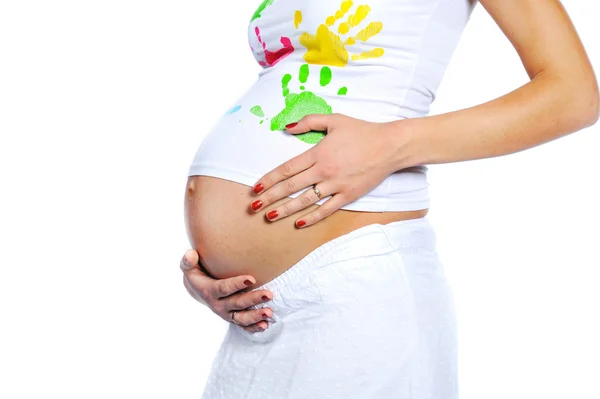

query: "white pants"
xmin=201 ymin=216 xmax=459 ymax=399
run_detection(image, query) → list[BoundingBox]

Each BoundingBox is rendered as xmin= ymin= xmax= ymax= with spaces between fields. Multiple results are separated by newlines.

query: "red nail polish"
xmin=267 ymin=210 xmax=278 ymax=220
xmin=296 ymin=220 xmax=306 ymax=227
xmin=285 ymin=122 xmax=298 ymax=129
xmin=262 ymin=312 xmax=269 ymax=318
xmin=251 ymin=200 xmax=263 ymax=211
xmin=244 ymin=280 xmax=253 ymax=286
xmin=262 ymin=295 xmax=270 ymax=301
xmin=253 ymin=183 xmax=264 ymax=194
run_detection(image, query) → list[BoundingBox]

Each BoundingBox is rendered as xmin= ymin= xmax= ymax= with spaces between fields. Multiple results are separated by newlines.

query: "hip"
xmin=201 ymin=213 xmax=457 ymax=399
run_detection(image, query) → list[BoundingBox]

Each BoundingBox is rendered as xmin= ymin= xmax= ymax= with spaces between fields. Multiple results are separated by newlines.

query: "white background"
xmin=1 ymin=1 xmax=599 ymax=398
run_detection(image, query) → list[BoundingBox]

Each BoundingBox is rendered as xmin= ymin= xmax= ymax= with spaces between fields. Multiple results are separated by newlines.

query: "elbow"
xmin=567 ymin=82 xmax=600 ymax=130
xmin=579 ymin=78 xmax=600 ymax=127
xmin=539 ymin=68 xmax=599 ymax=130
xmin=588 ymin=89 xmax=600 ymax=127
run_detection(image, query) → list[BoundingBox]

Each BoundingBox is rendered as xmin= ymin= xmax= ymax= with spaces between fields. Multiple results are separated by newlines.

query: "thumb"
xmin=285 ymin=113 xmax=336 ymax=134
xmin=180 ymin=249 xmax=200 ymax=272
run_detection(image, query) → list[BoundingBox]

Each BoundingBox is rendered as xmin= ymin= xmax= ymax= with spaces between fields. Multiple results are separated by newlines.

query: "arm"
xmin=390 ymin=0 xmax=600 ymax=170
xmin=247 ymin=1 xmax=599 ymax=227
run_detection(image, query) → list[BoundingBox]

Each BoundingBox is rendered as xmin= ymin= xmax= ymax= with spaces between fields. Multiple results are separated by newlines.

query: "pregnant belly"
xmin=184 ymin=175 xmax=429 ymax=288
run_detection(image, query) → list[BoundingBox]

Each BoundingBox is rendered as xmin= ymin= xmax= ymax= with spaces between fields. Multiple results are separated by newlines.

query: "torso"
xmin=184 ymin=176 xmax=427 ymax=288
xmin=184 ymin=0 xmax=475 ymax=288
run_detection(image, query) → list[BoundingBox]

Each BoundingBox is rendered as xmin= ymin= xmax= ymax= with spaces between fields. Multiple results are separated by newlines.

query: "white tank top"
xmin=188 ymin=0 xmax=477 ymax=211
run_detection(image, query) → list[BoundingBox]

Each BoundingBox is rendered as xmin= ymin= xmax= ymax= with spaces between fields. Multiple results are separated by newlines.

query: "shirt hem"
xmin=188 ymin=164 xmax=431 ymax=213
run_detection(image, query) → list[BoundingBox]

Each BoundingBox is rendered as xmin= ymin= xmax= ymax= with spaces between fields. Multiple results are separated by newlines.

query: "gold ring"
xmin=312 ymin=185 xmax=323 ymax=200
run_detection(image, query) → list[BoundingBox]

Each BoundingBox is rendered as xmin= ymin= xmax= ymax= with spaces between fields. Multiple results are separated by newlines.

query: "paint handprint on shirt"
xmin=252 ymin=64 xmax=348 ymax=145
xmin=251 ymin=27 xmax=294 ymax=67
xmin=297 ymin=1 xmax=384 ymax=67
xmin=249 ymin=0 xmax=294 ymax=66
xmin=241 ymin=1 xmax=385 ymax=145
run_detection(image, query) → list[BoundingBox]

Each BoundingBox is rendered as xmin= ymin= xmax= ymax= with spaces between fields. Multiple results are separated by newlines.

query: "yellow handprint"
xmin=297 ymin=1 xmax=384 ymax=67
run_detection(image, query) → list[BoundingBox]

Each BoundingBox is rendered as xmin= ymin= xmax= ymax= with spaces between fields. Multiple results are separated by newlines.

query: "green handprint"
xmin=270 ymin=64 xmax=347 ymax=144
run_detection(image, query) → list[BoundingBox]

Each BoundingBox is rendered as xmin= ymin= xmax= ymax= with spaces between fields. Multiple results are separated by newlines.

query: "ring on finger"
xmin=312 ymin=184 xmax=323 ymax=200
xmin=231 ymin=310 xmax=242 ymax=325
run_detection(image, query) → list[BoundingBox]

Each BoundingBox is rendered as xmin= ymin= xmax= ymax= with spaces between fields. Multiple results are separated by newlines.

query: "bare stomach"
xmin=184 ymin=175 xmax=429 ymax=289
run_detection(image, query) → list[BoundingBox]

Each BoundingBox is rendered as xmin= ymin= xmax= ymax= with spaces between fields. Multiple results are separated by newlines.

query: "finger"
xmin=180 ymin=250 xmax=219 ymax=299
xmin=213 ymin=275 xmax=259 ymax=299
xmin=180 ymin=249 xmax=214 ymax=281
xmin=230 ymin=307 xmax=273 ymax=327
xmin=295 ymin=192 xmax=351 ymax=228
xmin=222 ymin=288 xmax=274 ymax=311
xmin=180 ymin=249 xmax=200 ymax=273
xmin=251 ymin=148 xmax=316 ymax=197
xmin=252 ymin=168 xmax=319 ymax=218
xmin=242 ymin=320 xmax=270 ymax=333
xmin=263 ymin=179 xmax=335 ymax=223
xmin=285 ymin=113 xmax=337 ymax=134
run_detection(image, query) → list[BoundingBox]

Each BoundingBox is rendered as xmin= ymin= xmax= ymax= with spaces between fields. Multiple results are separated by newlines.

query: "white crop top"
xmin=188 ymin=0 xmax=477 ymax=212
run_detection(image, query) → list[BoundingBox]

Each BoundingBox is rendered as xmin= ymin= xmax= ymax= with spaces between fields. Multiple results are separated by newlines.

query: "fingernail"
xmin=251 ymin=200 xmax=263 ymax=211
xmin=183 ymin=256 xmax=190 ymax=266
xmin=244 ymin=279 xmax=253 ymax=286
xmin=262 ymin=295 xmax=270 ymax=301
xmin=266 ymin=210 xmax=278 ymax=220
xmin=253 ymin=183 xmax=264 ymax=194
xmin=296 ymin=220 xmax=306 ymax=227
xmin=285 ymin=122 xmax=298 ymax=129
xmin=262 ymin=312 xmax=269 ymax=318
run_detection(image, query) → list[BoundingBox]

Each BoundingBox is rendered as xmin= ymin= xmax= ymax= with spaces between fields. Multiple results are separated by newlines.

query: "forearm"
xmin=391 ymin=70 xmax=599 ymax=170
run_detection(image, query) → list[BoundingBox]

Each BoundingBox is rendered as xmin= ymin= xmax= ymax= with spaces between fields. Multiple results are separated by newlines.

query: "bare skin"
xmin=180 ymin=0 xmax=598 ymax=332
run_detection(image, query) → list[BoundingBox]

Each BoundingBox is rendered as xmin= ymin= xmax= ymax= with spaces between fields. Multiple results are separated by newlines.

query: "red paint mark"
xmin=255 ymin=27 xmax=262 ymax=44
xmin=265 ymin=37 xmax=294 ymax=66
xmin=254 ymin=27 xmax=294 ymax=67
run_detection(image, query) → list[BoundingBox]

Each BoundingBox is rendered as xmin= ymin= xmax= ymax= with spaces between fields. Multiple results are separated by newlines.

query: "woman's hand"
xmin=180 ymin=250 xmax=274 ymax=333
xmin=249 ymin=113 xmax=411 ymax=227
